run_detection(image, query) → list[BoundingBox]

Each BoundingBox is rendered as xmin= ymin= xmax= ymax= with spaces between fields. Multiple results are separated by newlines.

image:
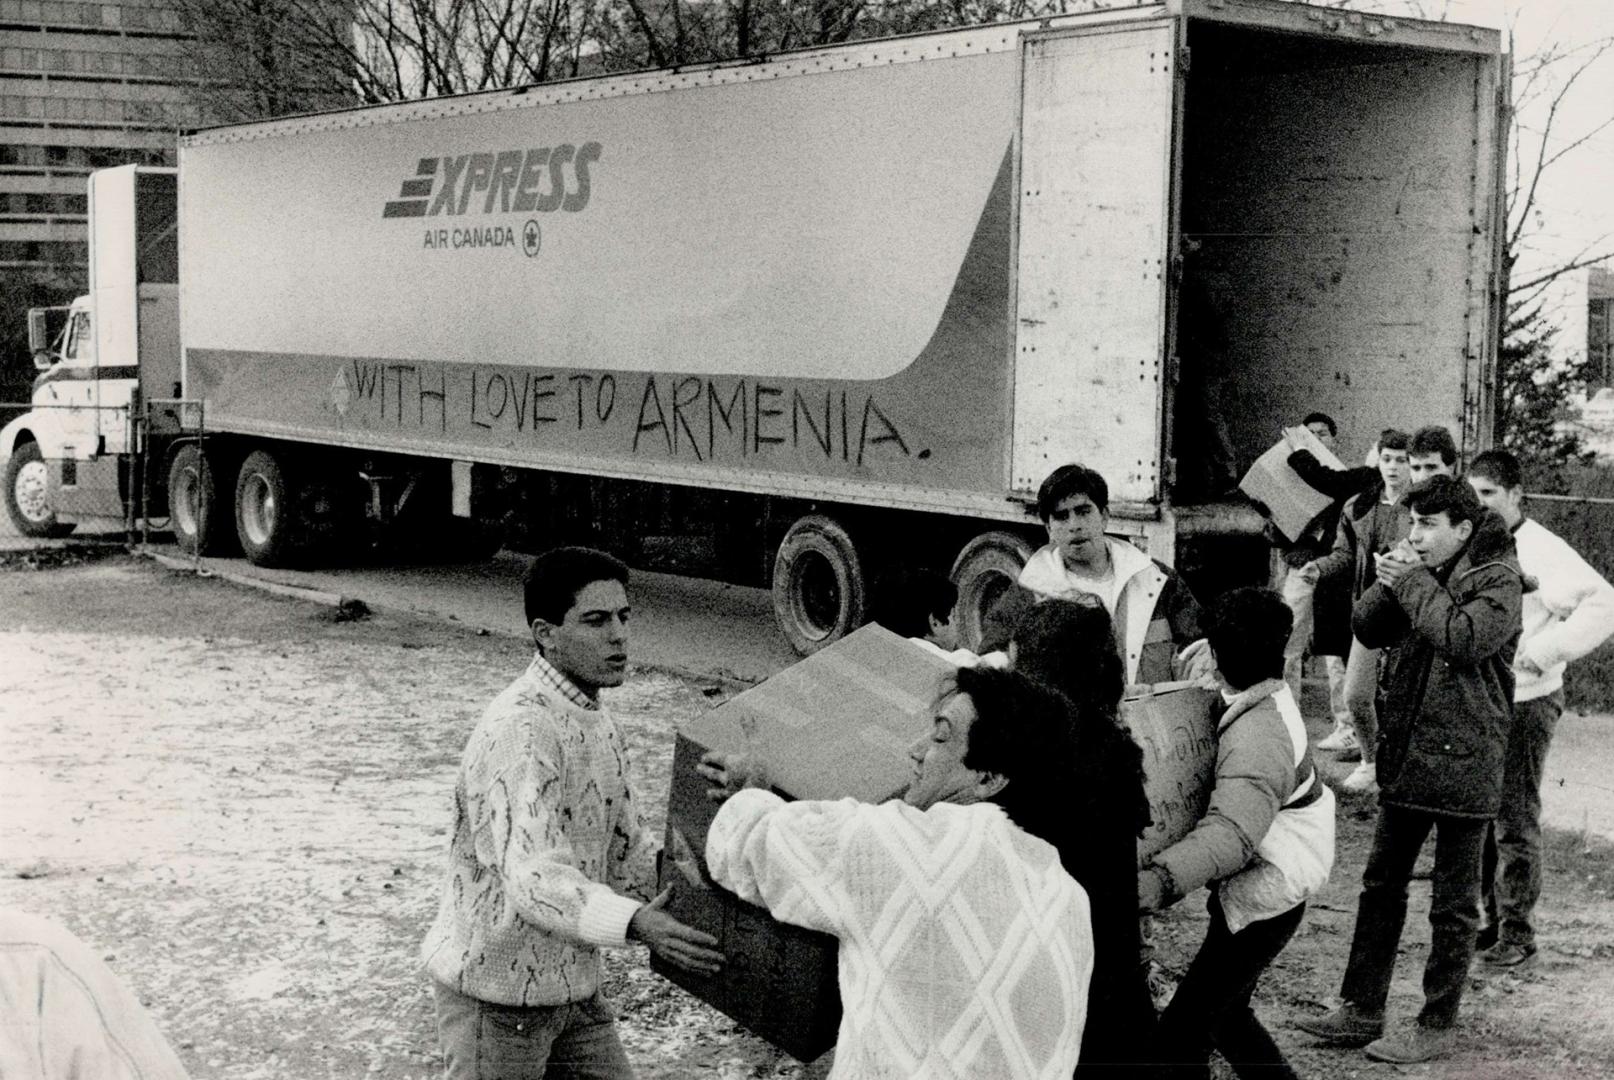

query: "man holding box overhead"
xmin=421 ymin=546 xmax=723 ymax=1080
xmin=699 ymin=665 xmax=1096 ymax=1079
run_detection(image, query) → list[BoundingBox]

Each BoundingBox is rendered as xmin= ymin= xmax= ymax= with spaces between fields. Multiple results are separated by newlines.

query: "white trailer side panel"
xmin=181 ymin=53 xmax=1019 ymax=383
xmin=1011 ymin=17 xmax=1178 ymax=504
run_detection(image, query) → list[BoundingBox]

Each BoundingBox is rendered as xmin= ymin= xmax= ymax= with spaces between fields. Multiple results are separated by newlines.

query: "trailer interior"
xmin=1172 ymin=12 xmax=1501 ymax=499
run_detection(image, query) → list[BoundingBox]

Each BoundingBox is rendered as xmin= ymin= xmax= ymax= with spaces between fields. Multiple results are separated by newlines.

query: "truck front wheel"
xmin=4 ymin=441 xmax=74 ymax=538
xmin=168 ymin=443 xmax=235 ymax=555
xmin=951 ymin=530 xmax=1036 ymax=652
xmin=234 ymin=449 xmax=300 ymax=565
xmin=772 ymin=514 xmax=867 ymax=655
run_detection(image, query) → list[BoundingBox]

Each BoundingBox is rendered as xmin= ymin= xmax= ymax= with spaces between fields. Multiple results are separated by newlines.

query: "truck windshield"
xmin=64 ymin=311 xmax=91 ymax=362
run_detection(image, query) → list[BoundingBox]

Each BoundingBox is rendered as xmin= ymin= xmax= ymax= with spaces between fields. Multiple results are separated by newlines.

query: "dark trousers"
xmin=1340 ymin=803 xmax=1487 ymax=1028
xmin=1154 ymin=891 xmax=1305 ymax=1080
xmin=1482 ymin=691 xmax=1562 ymax=948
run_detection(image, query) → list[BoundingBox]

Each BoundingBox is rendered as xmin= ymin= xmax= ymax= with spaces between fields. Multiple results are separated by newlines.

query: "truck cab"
xmin=2 ymin=166 xmax=177 ymax=537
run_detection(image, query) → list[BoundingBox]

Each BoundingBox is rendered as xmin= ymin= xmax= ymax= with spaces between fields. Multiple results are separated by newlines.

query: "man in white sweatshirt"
xmin=1467 ymin=451 xmax=1614 ymax=967
xmin=698 ymin=665 xmax=1095 ymax=1080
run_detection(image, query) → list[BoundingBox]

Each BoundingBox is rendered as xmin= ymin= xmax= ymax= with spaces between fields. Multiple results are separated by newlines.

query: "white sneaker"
xmin=1341 ymin=761 xmax=1378 ymax=794
xmin=1317 ymin=725 xmax=1360 ymax=754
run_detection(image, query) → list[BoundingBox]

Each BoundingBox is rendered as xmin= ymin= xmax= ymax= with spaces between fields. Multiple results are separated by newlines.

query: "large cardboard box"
xmin=1120 ymin=681 xmax=1219 ymax=865
xmin=1238 ymin=426 xmax=1347 ymax=542
xmin=652 ymin=624 xmax=955 ymax=1061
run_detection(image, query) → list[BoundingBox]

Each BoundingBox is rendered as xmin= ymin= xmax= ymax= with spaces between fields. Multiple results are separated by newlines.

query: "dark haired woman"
xmin=1011 ymin=598 xmax=1159 ymax=1079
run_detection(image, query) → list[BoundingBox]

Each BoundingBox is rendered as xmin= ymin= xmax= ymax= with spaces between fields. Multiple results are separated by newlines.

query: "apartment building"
xmin=0 ymin=1 xmax=202 ymax=280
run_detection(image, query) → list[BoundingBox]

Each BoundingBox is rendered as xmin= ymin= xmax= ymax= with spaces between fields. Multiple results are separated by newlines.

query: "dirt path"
xmin=2 ymin=553 xmax=1611 ymax=1078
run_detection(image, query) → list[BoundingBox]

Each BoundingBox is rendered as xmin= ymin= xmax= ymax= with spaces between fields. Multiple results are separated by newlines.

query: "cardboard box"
xmin=1238 ymin=426 xmax=1348 ymax=543
xmin=1120 ymin=681 xmax=1219 ymax=865
xmin=652 ymin=624 xmax=955 ymax=1061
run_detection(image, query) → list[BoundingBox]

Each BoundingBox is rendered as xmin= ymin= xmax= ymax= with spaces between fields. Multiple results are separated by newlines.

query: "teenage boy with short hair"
xmin=1298 ymin=477 xmax=1523 ymax=1065
xmin=422 ymin=546 xmax=723 ymax=1080
xmin=1467 ymin=450 xmax=1614 ymax=966
xmin=1302 ymin=430 xmax=1427 ymax=792
xmin=984 ymin=463 xmax=1212 ymax=685
xmin=1408 ymin=425 xmax=1459 ymax=484
xmin=874 ymin=567 xmax=974 ymax=664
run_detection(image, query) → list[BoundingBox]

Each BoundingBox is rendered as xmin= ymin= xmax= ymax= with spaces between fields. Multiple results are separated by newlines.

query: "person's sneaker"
xmin=1317 ymin=725 xmax=1360 ymax=754
xmin=1364 ymin=1024 xmax=1457 ymax=1064
xmin=1295 ymin=1003 xmax=1384 ymax=1045
xmin=1340 ymin=760 xmax=1378 ymax=794
xmin=1480 ymin=941 xmax=1537 ymax=967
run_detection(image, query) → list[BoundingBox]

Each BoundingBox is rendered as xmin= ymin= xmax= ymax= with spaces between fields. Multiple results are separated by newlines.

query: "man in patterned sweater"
xmin=699 ymin=665 xmax=1096 ymax=1079
xmin=422 ymin=546 xmax=723 ymax=1079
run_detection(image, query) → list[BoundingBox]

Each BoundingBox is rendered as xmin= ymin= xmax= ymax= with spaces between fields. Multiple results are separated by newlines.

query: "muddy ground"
xmin=2 ymin=552 xmax=1611 ymax=1079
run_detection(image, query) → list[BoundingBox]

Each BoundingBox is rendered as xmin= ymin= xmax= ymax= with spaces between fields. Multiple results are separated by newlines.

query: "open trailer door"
xmin=1011 ymin=12 xmax=1181 ymax=510
xmin=1175 ymin=0 xmax=1505 ymax=468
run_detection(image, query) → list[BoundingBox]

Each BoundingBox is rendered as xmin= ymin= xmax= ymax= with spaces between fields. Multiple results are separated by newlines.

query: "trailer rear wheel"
xmin=950 ymin=530 xmax=1036 ymax=652
xmin=4 ymin=441 xmax=74 ymax=538
xmin=772 ymin=514 xmax=867 ymax=655
xmin=235 ymin=449 xmax=300 ymax=566
xmin=168 ymin=443 xmax=235 ymax=555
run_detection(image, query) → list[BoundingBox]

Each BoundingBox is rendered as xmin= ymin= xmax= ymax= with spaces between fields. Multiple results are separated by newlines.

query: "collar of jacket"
xmin=1020 ymin=536 xmax=1159 ymax=597
xmin=1215 ymin=678 xmax=1287 ymax=733
xmin=1019 ymin=540 xmax=1168 ymax=683
xmin=1445 ymin=507 xmax=1527 ymax=588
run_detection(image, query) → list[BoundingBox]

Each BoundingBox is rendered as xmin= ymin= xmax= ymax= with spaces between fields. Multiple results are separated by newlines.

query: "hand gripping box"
xmin=651 ymin=623 xmax=955 ymax=1062
xmin=1238 ymin=427 xmax=1345 ymax=543
xmin=1121 ymin=680 xmax=1219 ymax=865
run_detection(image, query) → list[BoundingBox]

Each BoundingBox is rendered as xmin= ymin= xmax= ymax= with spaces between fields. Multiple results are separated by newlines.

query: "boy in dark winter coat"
xmin=1297 ymin=476 xmax=1524 ymax=1065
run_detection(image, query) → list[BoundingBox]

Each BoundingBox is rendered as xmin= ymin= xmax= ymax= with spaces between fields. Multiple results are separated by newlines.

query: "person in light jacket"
xmin=1467 ymin=450 xmax=1614 ymax=966
xmin=0 ymin=908 xmax=191 ymax=1080
xmin=1137 ymin=587 xmax=1335 ymax=1080
xmin=983 ymin=463 xmax=1211 ymax=686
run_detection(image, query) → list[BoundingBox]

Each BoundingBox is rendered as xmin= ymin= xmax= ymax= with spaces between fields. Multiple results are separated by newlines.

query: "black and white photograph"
xmin=3 ymin=0 xmax=1612 ymax=1076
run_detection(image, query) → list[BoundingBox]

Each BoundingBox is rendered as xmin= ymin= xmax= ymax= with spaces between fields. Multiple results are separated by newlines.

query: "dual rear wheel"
xmin=770 ymin=515 xmax=1036 ymax=656
xmin=167 ymin=445 xmax=309 ymax=564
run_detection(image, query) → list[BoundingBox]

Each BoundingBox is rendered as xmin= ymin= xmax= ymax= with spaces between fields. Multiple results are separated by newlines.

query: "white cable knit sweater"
xmin=708 ymin=791 xmax=1094 ymax=1080
xmin=421 ymin=654 xmax=657 ymax=1006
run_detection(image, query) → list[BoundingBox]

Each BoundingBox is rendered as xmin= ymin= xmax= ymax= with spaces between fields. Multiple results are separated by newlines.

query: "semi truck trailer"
xmin=4 ymin=0 xmax=1506 ymax=653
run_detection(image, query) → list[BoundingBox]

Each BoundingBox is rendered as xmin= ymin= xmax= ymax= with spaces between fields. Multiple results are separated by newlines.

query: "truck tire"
xmin=234 ymin=449 xmax=300 ymax=566
xmin=772 ymin=514 xmax=867 ymax=655
xmin=950 ymin=530 xmax=1036 ymax=651
xmin=4 ymin=441 xmax=74 ymax=538
xmin=167 ymin=443 xmax=235 ymax=556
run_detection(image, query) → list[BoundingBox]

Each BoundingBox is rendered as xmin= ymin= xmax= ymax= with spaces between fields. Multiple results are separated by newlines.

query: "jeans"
xmin=1482 ymin=691 xmax=1564 ymax=948
xmin=1340 ymin=804 xmax=1487 ymax=1028
xmin=1341 ymin=637 xmax=1380 ymax=762
xmin=1281 ymin=565 xmax=1317 ymax=667
xmin=1154 ymin=892 xmax=1305 ymax=1080
xmin=433 ymin=981 xmax=633 ymax=1080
